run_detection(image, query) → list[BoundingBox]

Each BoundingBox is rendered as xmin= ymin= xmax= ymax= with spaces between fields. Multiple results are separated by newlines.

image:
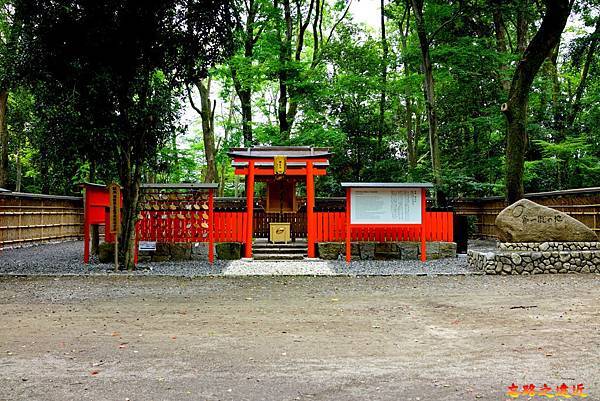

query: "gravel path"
xmin=0 ymin=240 xmax=479 ymax=276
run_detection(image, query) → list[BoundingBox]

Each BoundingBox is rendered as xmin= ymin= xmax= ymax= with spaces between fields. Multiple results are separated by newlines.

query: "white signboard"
xmin=350 ymin=188 xmax=422 ymax=224
xmin=138 ymin=241 xmax=157 ymax=251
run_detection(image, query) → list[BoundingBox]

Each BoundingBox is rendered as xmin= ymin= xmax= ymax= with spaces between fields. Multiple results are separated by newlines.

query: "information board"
xmin=350 ymin=188 xmax=422 ymax=224
xmin=108 ymin=183 xmax=121 ymax=234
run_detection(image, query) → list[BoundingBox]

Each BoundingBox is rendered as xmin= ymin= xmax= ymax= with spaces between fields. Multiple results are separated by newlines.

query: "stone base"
xmin=498 ymin=242 xmax=600 ymax=252
xmin=139 ymin=242 xmax=193 ymax=262
xmin=98 ymin=242 xmax=115 ymax=263
xmin=317 ymin=241 xmax=457 ymax=261
xmin=216 ymin=242 xmax=242 ymax=260
xmin=99 ymin=242 xmax=214 ymax=263
xmin=468 ymin=249 xmax=600 ymax=275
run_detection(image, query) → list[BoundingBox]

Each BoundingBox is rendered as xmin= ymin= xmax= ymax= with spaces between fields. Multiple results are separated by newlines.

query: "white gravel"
xmin=0 ymin=240 xmax=479 ymax=276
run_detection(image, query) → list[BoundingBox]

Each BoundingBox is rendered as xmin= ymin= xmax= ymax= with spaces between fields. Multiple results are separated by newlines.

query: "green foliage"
xmin=0 ymin=0 xmax=598 ymax=202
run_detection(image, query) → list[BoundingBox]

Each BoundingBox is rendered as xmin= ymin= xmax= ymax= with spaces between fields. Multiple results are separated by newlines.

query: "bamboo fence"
xmin=0 ymin=192 xmax=84 ymax=248
xmin=453 ymin=187 xmax=600 ymax=239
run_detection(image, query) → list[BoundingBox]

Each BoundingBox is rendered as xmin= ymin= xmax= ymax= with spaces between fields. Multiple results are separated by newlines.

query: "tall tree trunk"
xmin=398 ymin=5 xmax=417 ymax=171
xmin=516 ymin=0 xmax=528 ymax=53
xmin=15 ymin=146 xmax=21 ymax=192
xmin=414 ymin=108 xmax=422 ymax=165
xmin=283 ymin=0 xmax=321 ymax=126
xmin=492 ymin=0 xmax=511 ymax=93
xmin=231 ymin=0 xmax=260 ymax=147
xmin=378 ymin=0 xmax=388 ymax=152
xmin=406 ymin=98 xmax=416 ymax=170
xmin=547 ymin=42 xmax=562 ymax=137
xmin=502 ymin=0 xmax=571 ymax=203
xmin=277 ymin=0 xmax=292 ymax=140
xmin=39 ymin=142 xmax=50 ymax=194
xmin=235 ymin=83 xmax=253 ymax=147
xmin=188 ymin=79 xmax=218 ymax=183
xmin=410 ymin=0 xmax=443 ymax=205
xmin=0 ymin=90 xmax=8 ymax=189
xmin=566 ymin=16 xmax=599 ymax=127
xmin=197 ymin=79 xmax=218 ymax=183
xmin=284 ymin=0 xmax=350 ymax=131
xmin=220 ymin=92 xmax=235 ymax=197
xmin=118 ymin=151 xmax=142 ymax=271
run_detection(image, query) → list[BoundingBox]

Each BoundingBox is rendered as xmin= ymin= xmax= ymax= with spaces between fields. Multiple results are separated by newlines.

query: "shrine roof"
xmin=231 ymin=161 xmax=329 ymax=168
xmin=228 ymin=146 xmax=332 ymax=159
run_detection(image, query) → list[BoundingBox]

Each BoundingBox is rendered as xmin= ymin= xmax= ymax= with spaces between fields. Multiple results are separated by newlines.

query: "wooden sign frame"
xmin=108 ymin=183 xmax=121 ymax=234
xmin=341 ymin=183 xmax=433 ymax=263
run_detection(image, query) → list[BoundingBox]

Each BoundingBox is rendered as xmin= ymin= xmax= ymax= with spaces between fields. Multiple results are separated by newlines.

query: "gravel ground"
xmin=0 ymin=240 xmax=481 ymax=276
xmin=0 ymin=274 xmax=598 ymax=401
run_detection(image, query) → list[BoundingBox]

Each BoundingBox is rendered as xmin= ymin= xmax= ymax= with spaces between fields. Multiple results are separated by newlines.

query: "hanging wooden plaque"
xmin=274 ymin=155 xmax=287 ymax=175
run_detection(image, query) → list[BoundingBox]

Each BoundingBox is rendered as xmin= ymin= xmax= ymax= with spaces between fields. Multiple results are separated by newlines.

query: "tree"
xmin=566 ymin=15 xmax=600 ymax=127
xmin=15 ymin=0 xmax=236 ymax=269
xmin=389 ymin=0 xmax=420 ymax=173
xmin=492 ymin=0 xmax=511 ymax=93
xmin=0 ymin=89 xmax=6 ymax=188
xmin=230 ymin=0 xmax=270 ymax=146
xmin=3 ymin=0 xmax=598 ymax=213
xmin=188 ymin=78 xmax=218 ymax=183
xmin=378 ymin=0 xmax=388 ymax=151
xmin=410 ymin=0 xmax=443 ymax=204
xmin=0 ymin=0 xmax=14 ymax=188
xmin=502 ymin=0 xmax=571 ymax=203
xmin=271 ymin=0 xmax=351 ymax=141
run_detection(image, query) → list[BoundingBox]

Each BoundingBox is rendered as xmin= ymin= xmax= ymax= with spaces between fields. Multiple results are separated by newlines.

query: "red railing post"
xmin=83 ymin=187 xmax=90 ymax=263
xmin=345 ymin=188 xmax=351 ymax=263
xmin=420 ymin=188 xmax=427 ymax=262
xmin=209 ymin=189 xmax=215 ymax=263
xmin=306 ymin=161 xmax=315 ymax=258
xmin=245 ymin=161 xmax=255 ymax=258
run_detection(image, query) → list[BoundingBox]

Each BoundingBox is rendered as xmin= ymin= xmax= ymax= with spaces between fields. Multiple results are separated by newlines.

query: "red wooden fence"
xmin=139 ymin=211 xmax=452 ymax=243
xmin=315 ymin=211 xmax=453 ymax=242
xmin=214 ymin=212 xmax=247 ymax=242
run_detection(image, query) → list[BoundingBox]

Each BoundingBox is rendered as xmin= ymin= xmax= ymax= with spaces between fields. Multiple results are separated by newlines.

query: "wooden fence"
xmin=453 ymin=187 xmax=600 ymax=239
xmin=0 ymin=192 xmax=84 ymax=248
xmin=214 ymin=211 xmax=247 ymax=242
xmin=253 ymin=210 xmax=308 ymax=240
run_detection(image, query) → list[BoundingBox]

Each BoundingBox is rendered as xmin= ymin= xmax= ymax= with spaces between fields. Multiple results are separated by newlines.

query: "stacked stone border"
xmin=498 ymin=242 xmax=600 ymax=252
xmin=469 ymin=241 xmax=600 ymax=275
xmin=100 ymin=240 xmax=457 ymax=262
xmin=318 ymin=241 xmax=457 ymax=261
xmin=99 ymin=242 xmax=209 ymax=263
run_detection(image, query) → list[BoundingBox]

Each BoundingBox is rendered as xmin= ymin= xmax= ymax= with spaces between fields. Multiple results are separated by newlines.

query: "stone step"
xmin=253 ymin=253 xmax=307 ymax=261
xmin=253 ymin=247 xmax=307 ymax=254
xmin=253 ymin=241 xmax=307 ymax=248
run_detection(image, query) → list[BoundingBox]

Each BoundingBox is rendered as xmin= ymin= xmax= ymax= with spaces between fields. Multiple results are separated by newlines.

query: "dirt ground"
xmin=0 ymin=275 xmax=598 ymax=401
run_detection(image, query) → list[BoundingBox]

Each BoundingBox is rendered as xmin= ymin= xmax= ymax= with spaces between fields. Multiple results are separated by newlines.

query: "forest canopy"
xmin=0 ymin=0 xmax=599 ymax=201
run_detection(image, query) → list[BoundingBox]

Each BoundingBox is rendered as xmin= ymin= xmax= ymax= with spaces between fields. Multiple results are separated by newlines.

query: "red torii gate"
xmin=228 ymin=146 xmax=332 ymax=259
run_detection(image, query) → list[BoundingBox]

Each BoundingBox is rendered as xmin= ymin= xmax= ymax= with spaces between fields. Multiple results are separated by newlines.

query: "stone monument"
xmin=468 ymin=199 xmax=599 ymax=274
